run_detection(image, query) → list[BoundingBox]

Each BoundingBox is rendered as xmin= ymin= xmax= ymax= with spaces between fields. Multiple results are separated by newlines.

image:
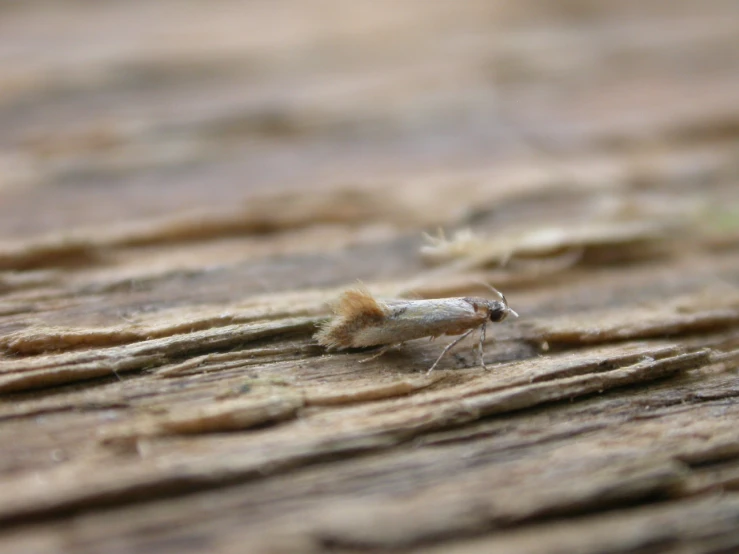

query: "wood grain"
xmin=0 ymin=0 xmax=738 ymax=552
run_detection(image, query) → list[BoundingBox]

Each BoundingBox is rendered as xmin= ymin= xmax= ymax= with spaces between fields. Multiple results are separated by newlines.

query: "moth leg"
xmin=478 ymin=323 xmax=487 ymax=370
xmin=427 ymin=328 xmax=475 ymax=374
xmin=358 ymin=344 xmax=397 ymax=363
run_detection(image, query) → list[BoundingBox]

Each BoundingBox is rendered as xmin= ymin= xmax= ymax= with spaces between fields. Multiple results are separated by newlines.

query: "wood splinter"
xmin=315 ymin=286 xmax=517 ymax=373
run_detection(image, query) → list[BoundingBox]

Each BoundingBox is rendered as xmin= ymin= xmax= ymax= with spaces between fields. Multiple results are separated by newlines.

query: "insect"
xmin=315 ymin=286 xmax=517 ymax=373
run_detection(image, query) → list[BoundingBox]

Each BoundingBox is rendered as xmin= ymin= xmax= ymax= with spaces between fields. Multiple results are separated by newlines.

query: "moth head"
xmin=486 ymin=287 xmax=518 ymax=323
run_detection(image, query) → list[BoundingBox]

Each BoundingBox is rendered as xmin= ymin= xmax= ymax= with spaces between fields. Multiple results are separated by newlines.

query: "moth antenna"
xmin=497 ymin=291 xmax=519 ymax=317
xmin=473 ymin=280 xmax=505 ymax=301
xmin=473 ymin=279 xmax=518 ymax=317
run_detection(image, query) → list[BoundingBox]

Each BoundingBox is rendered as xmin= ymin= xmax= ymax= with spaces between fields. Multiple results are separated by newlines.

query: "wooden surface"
xmin=1 ymin=1 xmax=739 ymax=553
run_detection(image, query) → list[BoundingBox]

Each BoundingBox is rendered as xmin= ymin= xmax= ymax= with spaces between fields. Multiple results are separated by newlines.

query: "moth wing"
xmin=386 ymin=298 xmax=480 ymax=324
xmin=379 ymin=298 xmax=486 ymax=340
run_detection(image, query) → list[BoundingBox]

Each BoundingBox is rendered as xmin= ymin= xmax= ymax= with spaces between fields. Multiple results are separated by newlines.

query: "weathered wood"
xmin=1 ymin=0 xmax=738 ymax=552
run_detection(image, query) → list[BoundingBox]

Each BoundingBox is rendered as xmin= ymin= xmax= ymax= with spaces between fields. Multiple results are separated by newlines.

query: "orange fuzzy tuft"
xmin=332 ymin=288 xmax=386 ymax=319
xmin=315 ymin=288 xmax=388 ymax=350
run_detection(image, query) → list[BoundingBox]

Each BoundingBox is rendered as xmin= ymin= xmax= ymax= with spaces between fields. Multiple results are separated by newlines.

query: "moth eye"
xmin=489 ymin=309 xmax=507 ymax=322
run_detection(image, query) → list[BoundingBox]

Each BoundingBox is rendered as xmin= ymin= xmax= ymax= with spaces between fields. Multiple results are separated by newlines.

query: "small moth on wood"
xmin=315 ymin=286 xmax=517 ymax=373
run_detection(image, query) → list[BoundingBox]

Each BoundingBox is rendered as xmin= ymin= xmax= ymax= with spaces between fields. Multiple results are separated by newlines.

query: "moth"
xmin=315 ymin=286 xmax=517 ymax=373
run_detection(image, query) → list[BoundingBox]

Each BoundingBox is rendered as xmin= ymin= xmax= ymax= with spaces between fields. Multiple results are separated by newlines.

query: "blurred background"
xmin=2 ymin=4 xmax=739 ymax=551
xmin=0 ymin=0 xmax=737 ymax=239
